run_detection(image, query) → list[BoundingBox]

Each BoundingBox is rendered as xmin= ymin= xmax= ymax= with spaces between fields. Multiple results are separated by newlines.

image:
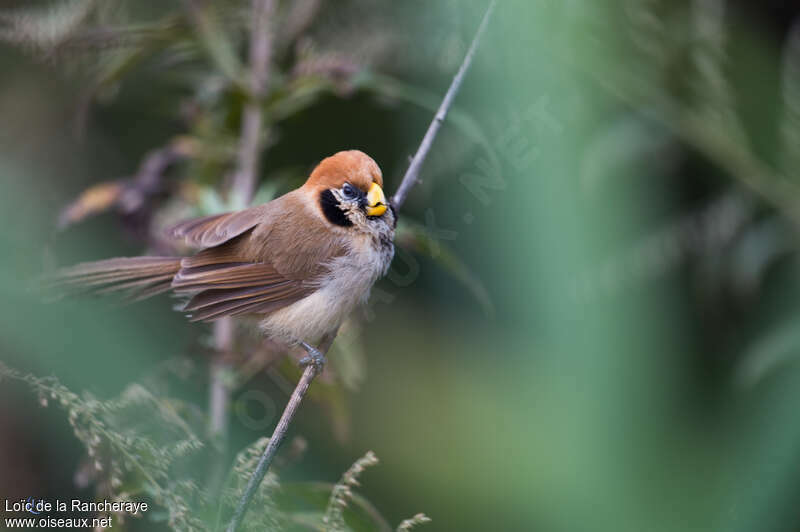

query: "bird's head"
xmin=305 ymin=150 xmax=396 ymax=232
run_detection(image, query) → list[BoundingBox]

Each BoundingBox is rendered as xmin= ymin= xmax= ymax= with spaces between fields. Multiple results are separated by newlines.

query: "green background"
xmin=3 ymin=1 xmax=800 ymax=531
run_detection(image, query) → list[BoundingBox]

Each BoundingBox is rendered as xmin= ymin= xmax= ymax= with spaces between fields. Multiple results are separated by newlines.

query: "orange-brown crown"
xmin=304 ymin=150 xmax=383 ymax=193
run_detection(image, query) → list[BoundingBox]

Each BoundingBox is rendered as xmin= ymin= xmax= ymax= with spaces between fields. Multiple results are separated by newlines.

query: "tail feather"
xmin=49 ymin=256 xmax=181 ymax=300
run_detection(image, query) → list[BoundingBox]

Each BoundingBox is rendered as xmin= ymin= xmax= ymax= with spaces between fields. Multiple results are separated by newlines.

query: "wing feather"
xmin=169 ymin=205 xmax=267 ymax=248
xmin=171 ymin=244 xmax=314 ymax=322
xmin=166 ymin=190 xmax=349 ymax=322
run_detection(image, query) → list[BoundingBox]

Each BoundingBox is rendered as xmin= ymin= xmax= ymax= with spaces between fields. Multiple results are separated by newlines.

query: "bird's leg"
xmin=297 ymin=332 xmax=336 ymax=375
xmin=298 ymin=341 xmax=327 ymax=374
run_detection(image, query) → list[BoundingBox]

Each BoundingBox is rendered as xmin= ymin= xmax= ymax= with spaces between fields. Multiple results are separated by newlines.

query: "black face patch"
xmin=319 ymin=189 xmax=353 ymax=227
xmin=389 ymin=204 xmax=398 ymax=228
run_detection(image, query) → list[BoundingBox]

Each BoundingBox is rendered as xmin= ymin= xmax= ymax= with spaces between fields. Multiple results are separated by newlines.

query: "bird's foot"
xmin=298 ymin=341 xmax=326 ymax=375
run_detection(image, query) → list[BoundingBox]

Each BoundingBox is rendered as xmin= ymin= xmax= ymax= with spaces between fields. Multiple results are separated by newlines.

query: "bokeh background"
xmin=3 ymin=0 xmax=800 ymax=530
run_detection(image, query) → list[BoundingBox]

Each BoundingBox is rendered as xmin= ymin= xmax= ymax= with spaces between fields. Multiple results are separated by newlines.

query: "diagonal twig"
xmin=391 ymin=0 xmax=496 ymax=211
xmin=226 ymin=333 xmax=336 ymax=532
xmin=225 ymin=2 xmax=496 ymax=530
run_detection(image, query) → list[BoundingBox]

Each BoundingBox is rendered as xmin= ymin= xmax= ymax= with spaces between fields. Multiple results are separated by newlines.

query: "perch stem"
xmin=225 ymin=367 xmax=312 ymax=527
xmin=226 ymin=334 xmax=336 ymax=532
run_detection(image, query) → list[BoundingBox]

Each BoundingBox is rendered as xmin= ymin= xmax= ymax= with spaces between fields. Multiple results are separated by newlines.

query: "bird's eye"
xmin=341 ymin=183 xmax=358 ymax=199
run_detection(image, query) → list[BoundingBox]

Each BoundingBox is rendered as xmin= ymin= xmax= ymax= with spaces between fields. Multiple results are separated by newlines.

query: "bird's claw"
xmin=298 ymin=341 xmax=326 ymax=374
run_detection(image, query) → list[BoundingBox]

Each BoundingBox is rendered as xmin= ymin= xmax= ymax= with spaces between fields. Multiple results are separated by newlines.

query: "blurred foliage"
xmin=0 ymin=0 xmax=467 ymax=529
xmin=0 ymin=361 xmax=207 ymax=529
xmin=0 ymin=362 xmax=426 ymax=532
xmin=6 ymin=0 xmax=800 ymax=531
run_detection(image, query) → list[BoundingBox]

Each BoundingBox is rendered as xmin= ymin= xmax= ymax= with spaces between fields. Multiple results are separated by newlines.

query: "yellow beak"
xmin=366 ymin=182 xmax=387 ymax=217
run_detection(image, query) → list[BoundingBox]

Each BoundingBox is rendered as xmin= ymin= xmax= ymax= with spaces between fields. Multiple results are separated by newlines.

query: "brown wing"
xmin=246 ymin=192 xmax=349 ymax=280
xmin=169 ymin=204 xmax=269 ymax=249
xmin=172 ymin=251 xmax=312 ymax=321
xmin=169 ymin=190 xmax=348 ymax=321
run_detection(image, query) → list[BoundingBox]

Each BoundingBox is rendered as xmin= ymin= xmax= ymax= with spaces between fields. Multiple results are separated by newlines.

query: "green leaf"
xmin=736 ymin=317 xmax=800 ymax=387
xmin=197 ymin=186 xmax=230 ymax=215
xmin=328 ymin=319 xmax=367 ymax=392
xmin=251 ymin=179 xmax=281 ymax=207
xmin=181 ymin=2 xmax=243 ymax=82
xmin=266 ymin=75 xmax=341 ymax=122
xmin=780 ymin=22 xmax=800 ymax=176
xmin=396 ymin=219 xmax=494 ymax=317
xmin=0 ymin=0 xmax=97 ymax=50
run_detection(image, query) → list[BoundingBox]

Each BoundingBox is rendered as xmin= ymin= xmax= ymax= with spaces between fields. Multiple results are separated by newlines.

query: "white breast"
xmin=259 ymin=232 xmax=394 ymax=344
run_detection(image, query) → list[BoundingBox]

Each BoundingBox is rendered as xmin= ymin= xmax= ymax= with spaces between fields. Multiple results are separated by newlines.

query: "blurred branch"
xmin=231 ymin=0 xmax=275 ymax=205
xmin=57 ymin=145 xmax=181 ymax=231
xmin=209 ymin=317 xmax=234 ymax=460
xmin=391 ymin=0 xmax=496 ymax=211
xmin=209 ymin=0 xmax=276 ymax=497
xmin=226 ymin=2 xmax=497 ymax=529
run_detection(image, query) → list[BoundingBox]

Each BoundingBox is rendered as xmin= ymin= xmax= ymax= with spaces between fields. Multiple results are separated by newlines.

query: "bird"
xmin=52 ymin=150 xmax=397 ymax=370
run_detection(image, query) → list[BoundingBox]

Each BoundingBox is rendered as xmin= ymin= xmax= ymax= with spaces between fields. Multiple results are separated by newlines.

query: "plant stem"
xmin=226 ymin=334 xmax=336 ymax=532
xmin=208 ymin=0 xmax=275 ymax=495
xmin=231 ymin=0 xmax=275 ymax=203
xmin=209 ymin=316 xmax=235 ymax=436
xmin=225 ymin=2 xmax=496 ymax=530
xmin=391 ymin=0 xmax=496 ymax=211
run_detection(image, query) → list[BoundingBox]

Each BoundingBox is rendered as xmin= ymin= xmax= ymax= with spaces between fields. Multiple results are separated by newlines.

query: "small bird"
xmin=54 ymin=150 xmax=396 ymax=369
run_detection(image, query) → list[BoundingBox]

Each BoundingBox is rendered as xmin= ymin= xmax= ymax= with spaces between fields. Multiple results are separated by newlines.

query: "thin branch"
xmin=226 ymin=370 xmax=313 ymax=530
xmin=225 ymin=2 xmax=496 ymax=530
xmin=231 ymin=0 xmax=275 ymax=204
xmin=209 ymin=318 xmax=234 ymax=443
xmin=226 ymin=333 xmax=337 ymax=532
xmin=391 ymin=0 xmax=496 ymax=210
xmin=208 ymin=0 xmax=275 ymax=495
